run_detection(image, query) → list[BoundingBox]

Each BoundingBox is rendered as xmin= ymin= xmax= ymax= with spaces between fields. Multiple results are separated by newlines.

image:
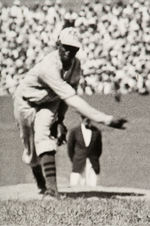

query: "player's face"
xmin=59 ymin=44 xmax=79 ymax=64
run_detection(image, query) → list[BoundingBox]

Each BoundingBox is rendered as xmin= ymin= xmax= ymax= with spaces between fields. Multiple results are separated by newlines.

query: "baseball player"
xmin=13 ymin=27 xmax=127 ymax=197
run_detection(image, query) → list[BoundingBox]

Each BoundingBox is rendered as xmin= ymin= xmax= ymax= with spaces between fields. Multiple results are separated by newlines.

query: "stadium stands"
xmin=1 ymin=0 xmax=150 ymax=96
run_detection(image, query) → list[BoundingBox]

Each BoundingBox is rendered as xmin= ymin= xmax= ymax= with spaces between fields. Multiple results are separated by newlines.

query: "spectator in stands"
xmin=1 ymin=0 xmax=150 ymax=96
xmin=63 ymin=9 xmax=77 ymax=28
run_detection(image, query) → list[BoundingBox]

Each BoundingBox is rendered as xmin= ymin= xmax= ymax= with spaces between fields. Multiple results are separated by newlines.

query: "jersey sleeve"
xmin=40 ymin=61 xmax=76 ymax=100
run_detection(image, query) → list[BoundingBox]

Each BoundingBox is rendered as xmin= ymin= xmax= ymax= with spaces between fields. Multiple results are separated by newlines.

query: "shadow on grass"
xmin=59 ymin=191 xmax=145 ymax=199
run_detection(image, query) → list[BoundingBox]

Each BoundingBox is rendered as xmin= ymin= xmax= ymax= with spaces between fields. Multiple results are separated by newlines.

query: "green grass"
xmin=1 ymin=197 xmax=150 ymax=225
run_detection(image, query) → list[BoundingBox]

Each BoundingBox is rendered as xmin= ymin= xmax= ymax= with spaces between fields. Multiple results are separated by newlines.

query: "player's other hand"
xmin=57 ymin=123 xmax=67 ymax=146
xmin=51 ymin=121 xmax=67 ymax=145
xmin=109 ymin=117 xmax=127 ymax=129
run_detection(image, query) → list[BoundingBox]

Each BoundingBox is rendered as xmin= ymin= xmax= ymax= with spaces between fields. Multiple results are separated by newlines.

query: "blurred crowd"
xmin=1 ymin=0 xmax=150 ymax=96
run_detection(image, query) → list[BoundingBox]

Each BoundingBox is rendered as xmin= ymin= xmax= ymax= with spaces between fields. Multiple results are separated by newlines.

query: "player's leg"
xmin=13 ymin=97 xmax=46 ymax=193
xmin=31 ymin=164 xmax=46 ymax=193
xmin=18 ymin=116 xmax=46 ymax=193
xmin=34 ymin=108 xmax=58 ymax=196
xmin=39 ymin=151 xmax=57 ymax=196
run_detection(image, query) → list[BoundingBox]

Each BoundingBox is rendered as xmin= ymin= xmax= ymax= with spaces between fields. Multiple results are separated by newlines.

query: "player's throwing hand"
xmin=108 ymin=117 xmax=127 ymax=129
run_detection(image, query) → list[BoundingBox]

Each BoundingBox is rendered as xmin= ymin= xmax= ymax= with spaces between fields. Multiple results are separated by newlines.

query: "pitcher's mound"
xmin=1 ymin=184 xmax=150 ymax=201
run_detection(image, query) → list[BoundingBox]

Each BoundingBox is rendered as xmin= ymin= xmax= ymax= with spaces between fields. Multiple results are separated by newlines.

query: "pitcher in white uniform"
xmin=13 ymin=27 xmax=127 ymax=197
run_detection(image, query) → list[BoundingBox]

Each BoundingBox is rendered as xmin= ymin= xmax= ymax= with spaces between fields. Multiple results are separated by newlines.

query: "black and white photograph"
xmin=1 ymin=0 xmax=150 ymax=225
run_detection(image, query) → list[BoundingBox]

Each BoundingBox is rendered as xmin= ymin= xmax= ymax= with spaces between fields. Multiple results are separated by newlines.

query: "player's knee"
xmin=34 ymin=109 xmax=54 ymax=142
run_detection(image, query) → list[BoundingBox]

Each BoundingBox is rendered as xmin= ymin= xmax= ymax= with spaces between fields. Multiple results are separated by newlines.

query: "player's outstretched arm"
xmin=65 ymin=95 xmax=127 ymax=129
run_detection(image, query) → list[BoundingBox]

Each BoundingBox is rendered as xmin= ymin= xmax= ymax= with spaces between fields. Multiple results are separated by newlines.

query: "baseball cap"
xmin=58 ymin=27 xmax=81 ymax=49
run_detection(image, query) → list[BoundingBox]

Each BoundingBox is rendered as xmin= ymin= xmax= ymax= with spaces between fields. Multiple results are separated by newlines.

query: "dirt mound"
xmin=1 ymin=184 xmax=150 ymax=201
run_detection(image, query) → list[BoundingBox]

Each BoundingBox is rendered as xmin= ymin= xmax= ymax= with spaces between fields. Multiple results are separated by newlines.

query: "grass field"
xmin=1 ymin=197 xmax=150 ymax=226
xmin=1 ymin=93 xmax=150 ymax=190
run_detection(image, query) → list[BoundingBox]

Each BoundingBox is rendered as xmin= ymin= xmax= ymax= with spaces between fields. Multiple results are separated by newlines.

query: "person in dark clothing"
xmin=68 ymin=115 xmax=102 ymax=187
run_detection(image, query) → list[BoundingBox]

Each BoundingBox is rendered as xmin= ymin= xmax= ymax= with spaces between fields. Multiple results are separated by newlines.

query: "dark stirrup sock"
xmin=31 ymin=164 xmax=46 ymax=191
xmin=40 ymin=151 xmax=57 ymax=193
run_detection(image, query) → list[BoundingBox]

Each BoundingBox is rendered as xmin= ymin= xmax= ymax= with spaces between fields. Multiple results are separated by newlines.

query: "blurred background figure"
xmin=68 ymin=115 xmax=102 ymax=187
xmin=63 ymin=9 xmax=77 ymax=28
